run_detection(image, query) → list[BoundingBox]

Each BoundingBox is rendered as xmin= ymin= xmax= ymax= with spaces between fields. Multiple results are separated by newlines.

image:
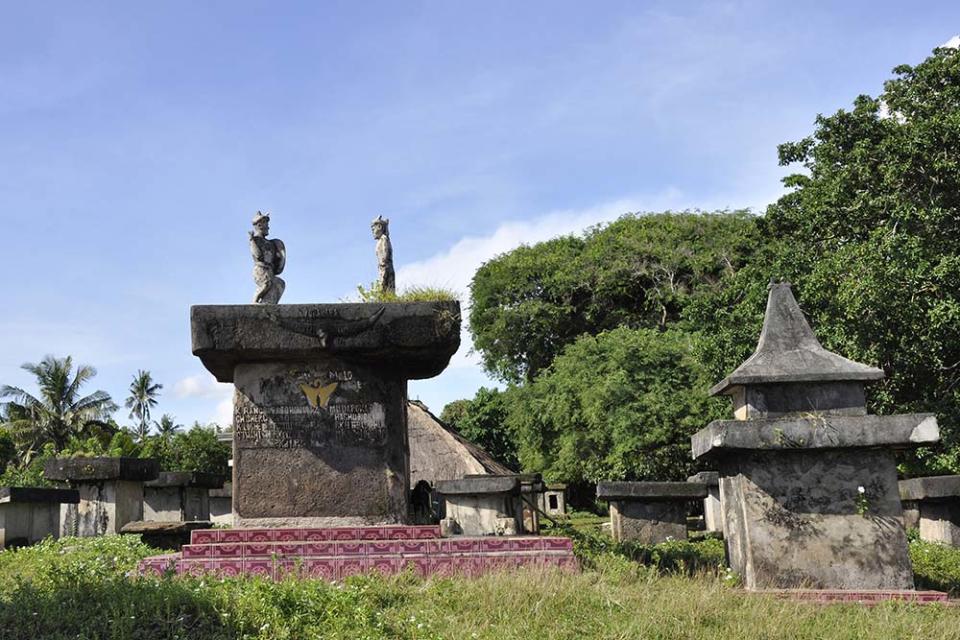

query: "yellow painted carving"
xmin=300 ymin=381 xmax=338 ymax=408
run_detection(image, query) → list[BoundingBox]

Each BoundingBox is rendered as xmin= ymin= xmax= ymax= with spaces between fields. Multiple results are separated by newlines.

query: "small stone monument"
xmin=44 ymin=457 xmax=160 ymax=537
xmin=435 ymin=475 xmax=522 ymax=536
xmin=371 ymin=215 xmax=395 ymax=294
xmin=0 ymin=487 xmax=78 ymax=548
xmin=596 ymin=481 xmax=707 ymax=543
xmin=692 ymin=282 xmax=939 ymax=590
xmin=899 ymin=475 xmax=960 ymax=546
xmin=250 ymin=211 xmax=286 ymax=304
xmin=193 ymin=218 xmax=459 ymax=526
xmin=143 ymin=471 xmax=225 ymax=522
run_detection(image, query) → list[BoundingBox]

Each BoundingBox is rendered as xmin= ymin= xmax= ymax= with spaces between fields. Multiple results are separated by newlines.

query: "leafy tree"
xmin=441 ymin=388 xmax=518 ymax=470
xmin=0 ymin=355 xmax=117 ymax=454
xmin=692 ymin=46 xmax=960 ymax=473
xmin=125 ymin=370 xmax=162 ymax=442
xmin=140 ymin=423 xmax=230 ymax=475
xmin=153 ymin=414 xmax=182 ymax=438
xmin=470 ymin=211 xmax=762 ymax=383
xmin=506 ymin=327 xmax=726 ymax=485
xmin=0 ymin=428 xmax=15 ymax=473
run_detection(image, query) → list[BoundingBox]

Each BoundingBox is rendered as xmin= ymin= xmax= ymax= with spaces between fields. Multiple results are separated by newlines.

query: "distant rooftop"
xmin=709 ymin=282 xmax=884 ymax=396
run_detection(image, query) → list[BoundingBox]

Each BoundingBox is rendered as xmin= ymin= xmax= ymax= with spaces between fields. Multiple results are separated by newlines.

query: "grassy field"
xmin=0 ymin=536 xmax=959 ymax=640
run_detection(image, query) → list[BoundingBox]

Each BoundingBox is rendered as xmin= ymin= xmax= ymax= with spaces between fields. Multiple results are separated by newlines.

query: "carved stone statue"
xmin=371 ymin=215 xmax=395 ymax=294
xmin=249 ymin=211 xmax=286 ymax=304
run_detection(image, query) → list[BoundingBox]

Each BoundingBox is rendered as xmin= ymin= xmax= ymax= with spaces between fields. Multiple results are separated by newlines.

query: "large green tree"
xmin=125 ymin=370 xmax=163 ymax=442
xmin=440 ymin=388 xmax=518 ymax=470
xmin=691 ymin=45 xmax=960 ymax=473
xmin=470 ymin=211 xmax=762 ymax=384
xmin=0 ymin=355 xmax=117 ymax=454
xmin=506 ymin=327 xmax=726 ymax=485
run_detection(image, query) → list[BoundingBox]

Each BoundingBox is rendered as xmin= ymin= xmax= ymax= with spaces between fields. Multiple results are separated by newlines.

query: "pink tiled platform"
xmin=138 ymin=524 xmax=578 ymax=580
xmin=757 ymin=589 xmax=950 ymax=604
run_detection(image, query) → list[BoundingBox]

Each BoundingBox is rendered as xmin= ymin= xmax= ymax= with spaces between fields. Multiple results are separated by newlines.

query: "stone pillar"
xmin=596 ymin=481 xmax=706 ymax=544
xmin=899 ymin=476 xmax=960 ymax=546
xmin=191 ymin=302 xmax=459 ymax=528
xmin=692 ymin=283 xmax=939 ymax=590
xmin=435 ymin=476 xmax=521 ymax=536
xmin=0 ymin=487 xmax=79 ymax=548
xmin=209 ymin=481 xmax=233 ymax=526
xmin=44 ymin=457 xmax=159 ymax=537
xmin=688 ymin=472 xmax=722 ymax=533
xmin=143 ymin=472 xmax=225 ymax=522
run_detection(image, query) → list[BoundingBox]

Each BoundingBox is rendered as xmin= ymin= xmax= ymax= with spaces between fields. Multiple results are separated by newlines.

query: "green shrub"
xmin=356 ymin=282 xmax=458 ymax=302
xmin=910 ymin=539 xmax=960 ymax=595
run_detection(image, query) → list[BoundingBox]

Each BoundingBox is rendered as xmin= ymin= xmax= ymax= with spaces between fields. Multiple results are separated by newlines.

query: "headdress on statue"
xmin=252 ymin=210 xmax=271 ymax=226
xmin=371 ymin=215 xmax=389 ymax=230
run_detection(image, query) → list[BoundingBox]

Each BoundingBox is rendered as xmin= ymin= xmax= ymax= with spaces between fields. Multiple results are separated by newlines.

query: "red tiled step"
xmin=180 ymin=536 xmax=572 ymax=559
xmin=141 ymin=550 xmax=579 ymax=580
xmin=191 ymin=525 xmax=441 ymax=545
xmin=757 ymin=589 xmax=949 ymax=604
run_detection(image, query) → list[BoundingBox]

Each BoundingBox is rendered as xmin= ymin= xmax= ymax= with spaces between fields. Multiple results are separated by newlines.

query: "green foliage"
xmin=356 ymin=282 xmax=458 ymax=302
xmin=507 ymin=327 xmax=727 ymax=483
xmin=470 ymin=211 xmax=762 ymax=384
xmin=692 ymin=47 xmax=960 ymax=473
xmin=440 ymin=388 xmax=518 ymax=469
xmin=0 ymin=355 xmax=117 ymax=453
xmin=0 ymin=428 xmax=15 ymax=474
xmin=1 ymin=537 xmax=960 ymax=639
xmin=0 ymin=443 xmax=56 ymax=488
xmin=140 ymin=424 xmax=230 ymax=475
xmin=910 ymin=539 xmax=960 ymax=596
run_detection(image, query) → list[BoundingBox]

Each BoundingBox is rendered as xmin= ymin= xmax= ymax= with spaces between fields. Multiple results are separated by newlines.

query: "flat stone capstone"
xmin=596 ymin=481 xmax=708 ymax=501
xmin=0 ymin=487 xmax=79 ymax=504
xmin=145 ymin=472 xmax=226 ymax=489
xmin=899 ymin=475 xmax=960 ymax=502
xmin=44 ymin=457 xmax=160 ymax=482
xmin=435 ymin=476 xmax=520 ymax=495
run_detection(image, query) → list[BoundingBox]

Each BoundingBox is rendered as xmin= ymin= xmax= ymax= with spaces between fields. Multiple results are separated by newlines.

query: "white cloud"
xmin=213 ymin=395 xmax=234 ymax=428
xmin=942 ymin=35 xmax=960 ymax=49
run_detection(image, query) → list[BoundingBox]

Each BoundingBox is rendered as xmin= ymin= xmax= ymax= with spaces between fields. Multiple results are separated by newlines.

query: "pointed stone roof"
xmin=709 ymin=282 xmax=884 ymax=396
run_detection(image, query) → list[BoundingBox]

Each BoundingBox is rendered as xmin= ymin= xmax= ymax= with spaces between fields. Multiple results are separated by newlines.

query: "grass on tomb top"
xmin=0 ymin=535 xmax=959 ymax=640
xmin=355 ymin=282 xmax=459 ymax=303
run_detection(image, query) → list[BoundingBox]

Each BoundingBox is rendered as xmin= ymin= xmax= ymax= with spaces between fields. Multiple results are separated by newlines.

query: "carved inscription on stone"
xmin=234 ymin=368 xmax=387 ymax=449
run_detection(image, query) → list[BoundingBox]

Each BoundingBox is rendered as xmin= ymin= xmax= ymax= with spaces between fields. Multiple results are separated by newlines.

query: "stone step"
xmin=181 ymin=536 xmax=572 ymax=558
xmin=140 ymin=549 xmax=579 ymax=580
xmin=190 ymin=524 xmax=442 ymax=545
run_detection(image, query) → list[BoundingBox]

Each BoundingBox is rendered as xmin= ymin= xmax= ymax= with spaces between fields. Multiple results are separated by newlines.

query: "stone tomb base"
xmin=233 ymin=358 xmax=408 ymax=528
xmin=900 ymin=475 xmax=960 ymax=546
xmin=436 ymin=476 xmax=522 ymax=537
xmin=0 ymin=487 xmax=79 ymax=548
xmin=597 ymin=482 xmax=707 ymax=544
xmin=719 ymin=449 xmax=913 ymax=590
xmin=144 ymin=472 xmax=225 ymax=523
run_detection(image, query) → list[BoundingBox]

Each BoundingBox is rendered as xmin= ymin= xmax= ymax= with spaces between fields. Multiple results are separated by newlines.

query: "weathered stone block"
xmin=436 ymin=476 xmax=520 ymax=536
xmin=209 ymin=481 xmax=233 ymax=526
xmin=688 ymin=472 xmax=723 ymax=533
xmin=44 ymin=457 xmax=160 ymax=538
xmin=191 ymin=302 xmax=460 ymax=527
xmin=144 ymin=472 xmax=225 ymax=522
xmin=899 ymin=476 xmax=960 ymax=546
xmin=597 ymin=482 xmax=705 ymax=544
xmin=0 ymin=487 xmax=79 ymax=548
xmin=718 ymin=449 xmax=913 ymax=590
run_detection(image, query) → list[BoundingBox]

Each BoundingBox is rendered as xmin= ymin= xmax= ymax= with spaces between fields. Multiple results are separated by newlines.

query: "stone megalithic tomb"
xmin=143 ymin=471 xmax=226 ymax=522
xmin=44 ymin=457 xmax=160 ymax=537
xmin=596 ymin=481 xmax=707 ymax=543
xmin=191 ymin=302 xmax=460 ymax=527
xmin=900 ymin=475 xmax=960 ymax=546
xmin=0 ymin=487 xmax=79 ymax=548
xmin=692 ymin=282 xmax=939 ymax=590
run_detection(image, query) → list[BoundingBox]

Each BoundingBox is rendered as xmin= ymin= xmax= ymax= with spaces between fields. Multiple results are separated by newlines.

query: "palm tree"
xmin=0 ymin=355 xmax=118 ymax=453
xmin=153 ymin=414 xmax=182 ymax=438
xmin=125 ymin=370 xmax=162 ymax=442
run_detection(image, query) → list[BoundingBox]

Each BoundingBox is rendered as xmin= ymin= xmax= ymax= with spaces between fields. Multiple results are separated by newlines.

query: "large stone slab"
xmin=899 ymin=475 xmax=960 ymax=546
xmin=718 ymin=449 xmax=913 ymax=589
xmin=144 ymin=472 xmax=225 ymax=522
xmin=692 ymin=414 xmax=937 ymax=459
xmin=192 ymin=302 xmax=460 ymax=528
xmin=191 ymin=302 xmax=460 ymax=382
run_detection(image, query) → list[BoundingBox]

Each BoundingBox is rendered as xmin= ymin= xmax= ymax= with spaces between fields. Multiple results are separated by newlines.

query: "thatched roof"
xmin=407 ymin=400 xmax=513 ymax=488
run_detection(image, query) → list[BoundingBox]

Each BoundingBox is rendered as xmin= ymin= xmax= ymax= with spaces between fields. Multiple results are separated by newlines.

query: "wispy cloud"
xmin=942 ymin=35 xmax=960 ymax=49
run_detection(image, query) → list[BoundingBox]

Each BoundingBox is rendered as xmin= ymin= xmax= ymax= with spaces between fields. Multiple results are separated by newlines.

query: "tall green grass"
xmin=0 ymin=536 xmax=958 ymax=640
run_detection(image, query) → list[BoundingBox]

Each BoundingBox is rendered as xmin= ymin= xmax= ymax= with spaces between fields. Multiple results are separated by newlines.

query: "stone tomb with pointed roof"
xmin=692 ymin=283 xmax=938 ymax=590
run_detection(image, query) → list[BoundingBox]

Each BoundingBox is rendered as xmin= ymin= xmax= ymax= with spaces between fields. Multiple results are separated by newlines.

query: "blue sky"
xmin=2 ymin=1 xmax=958 ymax=429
